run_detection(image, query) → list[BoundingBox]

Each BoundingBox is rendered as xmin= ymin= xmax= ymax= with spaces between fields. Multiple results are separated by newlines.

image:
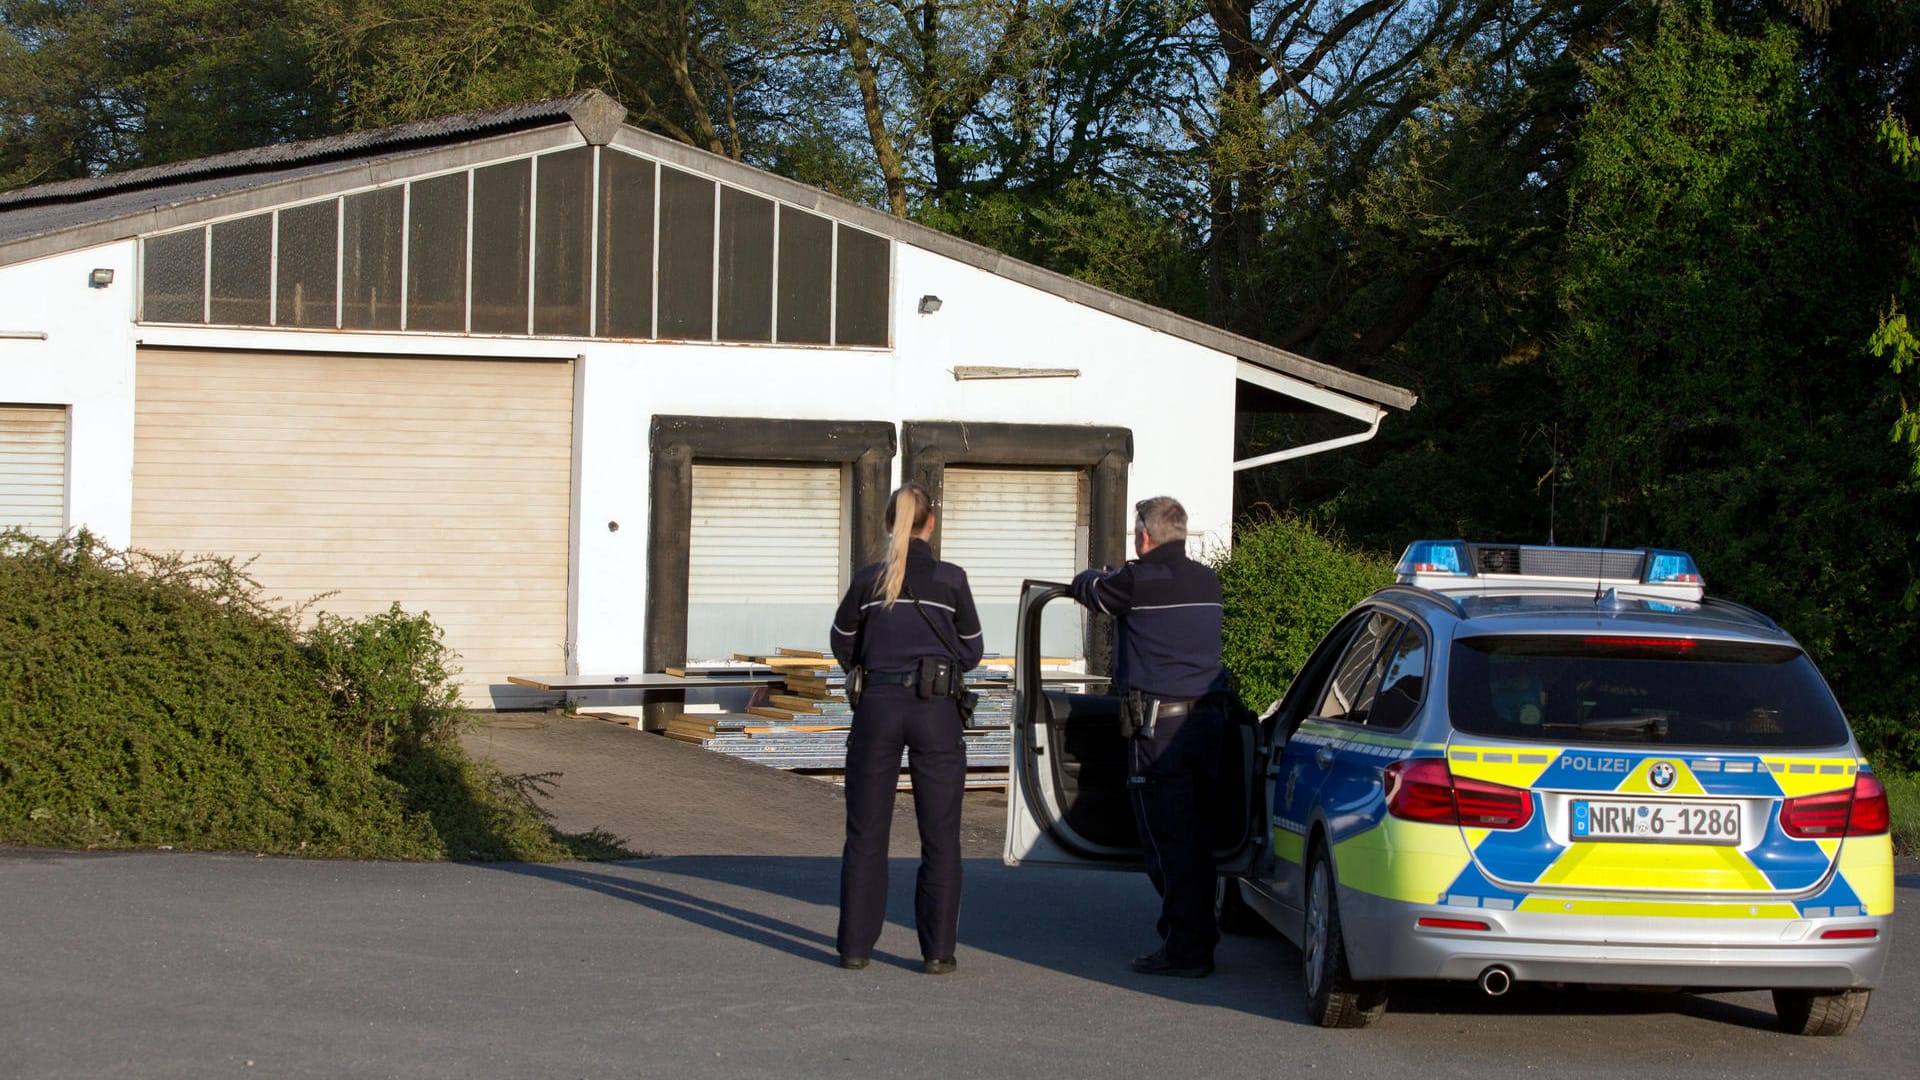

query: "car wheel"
xmin=1772 ymin=988 xmax=1870 ymax=1036
xmin=1302 ymin=846 xmax=1385 ymax=1028
xmin=1217 ymin=876 xmax=1274 ymax=937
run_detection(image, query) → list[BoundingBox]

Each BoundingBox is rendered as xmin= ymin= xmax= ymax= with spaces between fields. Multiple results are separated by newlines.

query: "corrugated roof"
xmin=0 ymin=92 xmax=622 ymax=210
xmin=0 ymin=91 xmax=1415 ymax=411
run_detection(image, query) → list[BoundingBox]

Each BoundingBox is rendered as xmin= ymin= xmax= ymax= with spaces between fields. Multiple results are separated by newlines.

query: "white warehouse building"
xmin=0 ymin=92 xmax=1414 ymax=711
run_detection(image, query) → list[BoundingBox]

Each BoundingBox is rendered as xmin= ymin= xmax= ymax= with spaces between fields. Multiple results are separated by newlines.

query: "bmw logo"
xmin=1649 ymin=762 xmax=1677 ymax=791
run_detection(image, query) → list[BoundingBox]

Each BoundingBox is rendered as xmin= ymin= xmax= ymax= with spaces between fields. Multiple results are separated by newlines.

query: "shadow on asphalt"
xmin=1380 ymin=981 xmax=1779 ymax=1031
xmin=489 ymin=860 xmax=841 ymax=965
xmin=483 ymin=854 xmax=1850 ymax=1033
xmin=490 ymin=854 xmax=1313 ymax=1025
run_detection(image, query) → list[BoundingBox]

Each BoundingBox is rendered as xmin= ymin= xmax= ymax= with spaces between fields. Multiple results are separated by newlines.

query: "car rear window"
xmin=1447 ymin=635 xmax=1852 ymax=749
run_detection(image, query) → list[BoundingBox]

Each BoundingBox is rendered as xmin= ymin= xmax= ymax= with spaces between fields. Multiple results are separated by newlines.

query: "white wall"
xmin=0 ymin=243 xmax=141 ymax=544
xmin=5 ymin=235 xmax=1241 ymax=679
xmin=566 ymin=243 xmax=1238 ymax=672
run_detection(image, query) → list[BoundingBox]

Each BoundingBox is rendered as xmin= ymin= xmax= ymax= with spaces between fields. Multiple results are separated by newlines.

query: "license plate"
xmin=1570 ymin=798 xmax=1741 ymax=844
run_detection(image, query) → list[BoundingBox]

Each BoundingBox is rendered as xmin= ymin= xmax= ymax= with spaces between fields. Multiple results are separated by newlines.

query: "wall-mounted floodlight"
xmin=88 ymin=268 xmax=115 ymax=288
xmin=917 ymin=294 xmax=943 ymax=315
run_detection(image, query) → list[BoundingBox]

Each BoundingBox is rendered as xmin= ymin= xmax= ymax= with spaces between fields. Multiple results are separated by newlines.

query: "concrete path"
xmin=458 ymin=712 xmax=1009 ymax=858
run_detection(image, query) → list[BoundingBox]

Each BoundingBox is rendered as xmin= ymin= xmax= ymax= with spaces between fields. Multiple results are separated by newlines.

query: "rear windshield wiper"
xmin=1538 ymin=715 xmax=1670 ymax=741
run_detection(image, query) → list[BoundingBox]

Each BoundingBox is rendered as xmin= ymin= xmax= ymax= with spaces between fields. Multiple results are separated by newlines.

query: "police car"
xmin=1003 ymin=541 xmax=1892 ymax=1035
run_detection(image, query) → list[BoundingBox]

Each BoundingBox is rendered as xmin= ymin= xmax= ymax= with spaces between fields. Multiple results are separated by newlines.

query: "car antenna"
xmin=1548 ymin=423 xmax=1559 ymax=547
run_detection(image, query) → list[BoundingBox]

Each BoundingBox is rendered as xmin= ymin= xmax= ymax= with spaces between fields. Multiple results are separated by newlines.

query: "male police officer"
xmin=1070 ymin=495 xmax=1226 ymax=977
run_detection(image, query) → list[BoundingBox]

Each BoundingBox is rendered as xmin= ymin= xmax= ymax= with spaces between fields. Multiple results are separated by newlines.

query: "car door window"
xmin=1365 ymin=624 xmax=1428 ymax=729
xmin=1314 ymin=611 xmax=1403 ymax=723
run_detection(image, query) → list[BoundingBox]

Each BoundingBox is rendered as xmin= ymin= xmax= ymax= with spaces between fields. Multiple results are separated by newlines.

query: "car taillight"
xmin=1779 ymin=774 xmax=1889 ymax=838
xmin=1385 ymin=758 xmax=1534 ymax=830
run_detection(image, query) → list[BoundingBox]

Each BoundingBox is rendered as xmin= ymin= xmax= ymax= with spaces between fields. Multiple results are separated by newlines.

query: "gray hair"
xmin=1134 ymin=496 xmax=1188 ymax=545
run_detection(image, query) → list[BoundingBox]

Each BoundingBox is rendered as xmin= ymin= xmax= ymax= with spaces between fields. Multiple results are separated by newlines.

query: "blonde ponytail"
xmin=877 ymin=483 xmax=932 ymax=607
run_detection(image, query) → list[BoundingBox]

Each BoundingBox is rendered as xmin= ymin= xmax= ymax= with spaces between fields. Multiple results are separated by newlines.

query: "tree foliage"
xmin=1555 ymin=0 xmax=1920 ymax=767
xmin=299 ymin=0 xmax=822 ymax=161
xmin=1875 ymin=109 xmax=1920 ymax=477
xmin=0 ymin=0 xmax=334 ymax=185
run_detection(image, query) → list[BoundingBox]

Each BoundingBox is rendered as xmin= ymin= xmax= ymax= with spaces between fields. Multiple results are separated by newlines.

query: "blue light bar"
xmin=1395 ymin=540 xmax=1468 ymax=577
xmin=1395 ymin=540 xmax=1707 ymax=600
xmin=1644 ymin=550 xmax=1703 ymax=588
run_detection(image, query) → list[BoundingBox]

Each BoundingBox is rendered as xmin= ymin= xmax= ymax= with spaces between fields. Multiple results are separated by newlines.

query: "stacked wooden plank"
xmin=663 ymin=646 xmax=1017 ymax=787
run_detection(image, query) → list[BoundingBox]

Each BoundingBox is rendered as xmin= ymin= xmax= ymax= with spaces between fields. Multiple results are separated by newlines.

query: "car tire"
xmin=1772 ymin=988 xmax=1870 ymax=1036
xmin=1217 ymin=876 xmax=1274 ymax=937
xmin=1303 ymin=846 xmax=1386 ymax=1028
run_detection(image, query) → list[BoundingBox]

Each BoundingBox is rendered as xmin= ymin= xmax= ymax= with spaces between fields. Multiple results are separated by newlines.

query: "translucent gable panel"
xmin=342 ymin=187 xmax=403 ymax=331
xmin=142 ymin=228 xmax=205 ymax=323
xmin=597 ymin=151 xmax=655 ymax=338
xmin=835 ymin=226 xmax=890 ymax=346
xmin=208 ymin=214 xmax=272 ymax=325
xmin=130 ymin=148 xmax=900 ymax=347
xmin=534 ymin=148 xmax=592 ymax=336
xmin=470 ymin=159 xmax=531 ymax=334
xmin=407 ymin=172 xmax=469 ymax=332
xmin=276 ymin=200 xmax=338 ymax=328
xmin=776 ymin=207 xmax=832 ymax=344
xmin=658 ymin=166 xmax=715 ymax=340
xmin=717 ymin=187 xmax=774 ymax=342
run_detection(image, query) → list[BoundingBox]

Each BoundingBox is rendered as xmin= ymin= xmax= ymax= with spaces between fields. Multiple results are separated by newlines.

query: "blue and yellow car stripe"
xmin=1272 ymin=737 xmax=1891 ymax=918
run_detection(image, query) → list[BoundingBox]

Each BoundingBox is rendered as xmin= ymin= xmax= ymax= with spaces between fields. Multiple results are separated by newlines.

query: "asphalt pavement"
xmin=1 ymin=713 xmax=1915 ymax=1079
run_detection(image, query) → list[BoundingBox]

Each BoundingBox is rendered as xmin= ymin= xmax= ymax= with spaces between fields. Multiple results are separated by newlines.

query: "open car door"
xmin=1003 ymin=580 xmax=1268 ymax=873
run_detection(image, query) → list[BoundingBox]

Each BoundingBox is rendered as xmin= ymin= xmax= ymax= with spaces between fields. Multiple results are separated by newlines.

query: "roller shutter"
xmin=0 ymin=404 xmax=68 ymax=540
xmin=687 ymin=462 xmax=844 ymax=660
xmin=132 ymin=349 xmax=573 ymax=707
xmin=939 ymin=467 xmax=1085 ymax=658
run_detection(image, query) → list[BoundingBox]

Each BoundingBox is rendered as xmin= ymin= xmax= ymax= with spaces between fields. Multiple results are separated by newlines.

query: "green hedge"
xmin=0 ymin=529 xmax=626 ymax=860
xmin=1212 ymin=511 xmax=1396 ymax=711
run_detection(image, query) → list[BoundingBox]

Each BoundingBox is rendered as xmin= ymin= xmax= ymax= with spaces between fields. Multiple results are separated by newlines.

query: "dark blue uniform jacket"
xmin=830 ymin=539 xmax=985 ymax=674
xmin=1071 ymin=542 xmax=1225 ymax=701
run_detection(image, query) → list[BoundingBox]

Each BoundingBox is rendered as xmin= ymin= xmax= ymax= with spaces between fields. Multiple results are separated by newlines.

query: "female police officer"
xmin=828 ymin=482 xmax=984 ymax=974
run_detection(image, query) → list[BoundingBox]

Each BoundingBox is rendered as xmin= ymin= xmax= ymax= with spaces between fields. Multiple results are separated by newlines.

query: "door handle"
xmin=1315 ymin=747 xmax=1336 ymax=768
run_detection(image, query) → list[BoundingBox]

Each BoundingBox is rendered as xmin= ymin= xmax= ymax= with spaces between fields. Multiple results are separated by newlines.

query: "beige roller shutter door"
xmin=939 ymin=467 xmax=1085 ymax=659
xmin=132 ymin=349 xmax=573 ymax=707
xmin=687 ymin=462 xmax=843 ymax=660
xmin=0 ymin=404 xmax=68 ymax=540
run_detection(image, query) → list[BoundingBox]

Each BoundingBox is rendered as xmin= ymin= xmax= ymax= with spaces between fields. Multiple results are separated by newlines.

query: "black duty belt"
xmin=1149 ymin=699 xmax=1194 ymax=719
xmin=863 ymin=669 xmax=919 ymax=687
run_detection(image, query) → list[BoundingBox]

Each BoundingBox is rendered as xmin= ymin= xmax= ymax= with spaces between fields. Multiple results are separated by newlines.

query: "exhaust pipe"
xmin=1478 ymin=965 xmax=1514 ymax=997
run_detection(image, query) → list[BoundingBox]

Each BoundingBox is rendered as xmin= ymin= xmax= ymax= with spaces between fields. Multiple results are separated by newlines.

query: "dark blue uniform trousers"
xmin=837 ymin=686 xmax=967 ymax=963
xmin=1129 ymin=701 xmax=1224 ymax=966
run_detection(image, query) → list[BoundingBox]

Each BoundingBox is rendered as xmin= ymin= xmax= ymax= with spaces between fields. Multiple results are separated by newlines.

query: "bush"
xmin=1880 ymin=770 xmax=1920 ymax=858
xmin=1211 ymin=511 xmax=1396 ymax=711
xmin=305 ymin=603 xmax=465 ymax=756
xmin=0 ymin=529 xmax=628 ymax=860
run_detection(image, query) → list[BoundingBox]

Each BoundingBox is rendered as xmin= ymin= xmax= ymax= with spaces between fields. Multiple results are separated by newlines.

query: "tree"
xmin=1555 ymin=0 xmax=1920 ymax=766
xmin=0 ymin=0 xmax=334 ymax=187
xmin=1173 ymin=1 xmax=1618 ymax=360
xmin=1874 ymin=110 xmax=1920 ymax=479
xmin=814 ymin=0 xmax=1077 ymax=216
xmin=1226 ymin=1 xmax=1619 ymax=526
